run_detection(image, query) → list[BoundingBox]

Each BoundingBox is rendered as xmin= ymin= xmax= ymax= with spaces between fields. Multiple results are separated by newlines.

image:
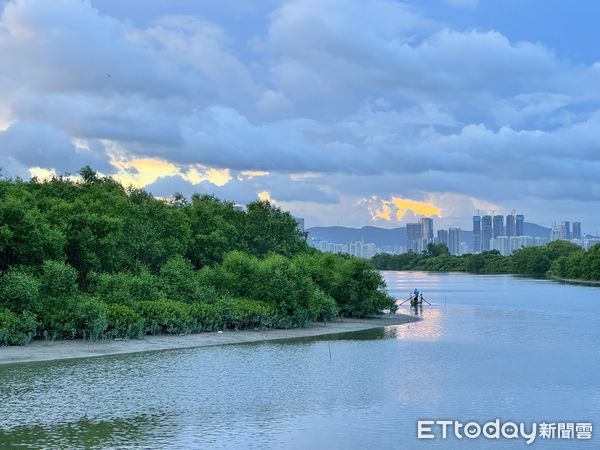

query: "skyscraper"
xmin=493 ymin=215 xmax=504 ymax=238
xmin=421 ymin=218 xmax=434 ymax=244
xmin=516 ymin=214 xmax=524 ymax=236
xmin=406 ymin=223 xmax=423 ymax=253
xmin=572 ymin=222 xmax=581 ymax=240
xmin=481 ymin=215 xmax=493 ymax=251
xmin=437 ymin=229 xmax=449 ymax=247
xmin=550 ymin=224 xmax=560 ymax=241
xmin=448 ymin=228 xmax=461 ymax=255
xmin=505 ymin=214 xmax=515 ymax=237
xmin=560 ymin=221 xmax=571 ymax=240
xmin=473 ymin=215 xmax=481 ymax=253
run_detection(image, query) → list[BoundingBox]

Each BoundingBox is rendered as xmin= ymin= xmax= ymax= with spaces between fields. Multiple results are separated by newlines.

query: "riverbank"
xmin=0 ymin=314 xmax=418 ymax=365
xmin=550 ymin=275 xmax=600 ymax=286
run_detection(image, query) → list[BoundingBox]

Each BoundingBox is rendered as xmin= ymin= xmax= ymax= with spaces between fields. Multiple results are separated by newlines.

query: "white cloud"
xmin=1 ymin=0 xmax=600 ymax=228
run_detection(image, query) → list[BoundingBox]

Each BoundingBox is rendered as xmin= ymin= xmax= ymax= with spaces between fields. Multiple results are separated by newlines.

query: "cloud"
xmin=145 ymin=172 xmax=338 ymax=206
xmin=0 ymin=0 xmax=600 ymax=228
xmin=0 ymin=121 xmax=111 ymax=174
xmin=367 ymin=196 xmax=442 ymax=222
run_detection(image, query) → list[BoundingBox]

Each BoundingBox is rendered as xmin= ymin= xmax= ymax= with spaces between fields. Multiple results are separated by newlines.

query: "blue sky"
xmin=1 ymin=0 xmax=599 ymax=233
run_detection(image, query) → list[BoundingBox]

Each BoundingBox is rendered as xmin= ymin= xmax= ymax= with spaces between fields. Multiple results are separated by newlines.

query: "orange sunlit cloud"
xmin=257 ymin=191 xmax=271 ymax=201
xmin=369 ymin=196 xmax=442 ymax=222
xmin=111 ymin=157 xmax=179 ymax=188
xmin=183 ymin=166 xmax=231 ymax=186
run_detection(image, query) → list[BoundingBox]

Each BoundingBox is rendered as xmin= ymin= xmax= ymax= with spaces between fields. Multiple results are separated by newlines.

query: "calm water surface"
xmin=1 ymin=272 xmax=599 ymax=449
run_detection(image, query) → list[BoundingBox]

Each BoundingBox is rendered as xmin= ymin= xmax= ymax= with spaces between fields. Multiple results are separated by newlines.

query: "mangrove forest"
xmin=372 ymin=241 xmax=600 ymax=281
xmin=0 ymin=167 xmax=395 ymax=345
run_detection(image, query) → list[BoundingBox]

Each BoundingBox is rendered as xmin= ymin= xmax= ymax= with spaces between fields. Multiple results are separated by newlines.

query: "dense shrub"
xmin=373 ymin=241 xmax=585 ymax=278
xmin=137 ymin=300 xmax=194 ymax=335
xmin=0 ymin=170 xmax=395 ymax=344
xmin=308 ymin=289 xmax=338 ymax=322
xmin=0 ymin=308 xmax=37 ymax=345
xmin=72 ymin=296 xmax=109 ymax=340
xmin=105 ymin=304 xmax=145 ymax=338
xmin=189 ymin=303 xmax=226 ymax=331
xmin=219 ymin=298 xmax=275 ymax=330
xmin=159 ymin=255 xmax=204 ymax=303
xmin=91 ymin=269 xmax=164 ymax=305
xmin=40 ymin=260 xmax=79 ymax=300
xmin=296 ymin=253 xmax=395 ymax=317
xmin=0 ymin=268 xmax=41 ymax=313
xmin=550 ymin=244 xmax=600 ymax=280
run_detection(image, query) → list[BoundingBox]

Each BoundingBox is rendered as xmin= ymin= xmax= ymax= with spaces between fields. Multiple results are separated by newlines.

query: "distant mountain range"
xmin=307 ymin=223 xmax=552 ymax=251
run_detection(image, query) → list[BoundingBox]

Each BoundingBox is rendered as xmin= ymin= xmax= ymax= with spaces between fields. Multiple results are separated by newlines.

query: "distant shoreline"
xmin=549 ymin=276 xmax=600 ymax=286
xmin=0 ymin=315 xmax=419 ymax=366
xmin=381 ymin=269 xmax=600 ymax=286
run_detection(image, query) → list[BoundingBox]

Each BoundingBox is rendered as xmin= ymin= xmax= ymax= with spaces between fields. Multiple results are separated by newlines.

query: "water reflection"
xmin=0 ymin=415 xmax=165 ymax=449
xmin=0 ymin=272 xmax=599 ymax=449
xmin=387 ymin=307 xmax=444 ymax=341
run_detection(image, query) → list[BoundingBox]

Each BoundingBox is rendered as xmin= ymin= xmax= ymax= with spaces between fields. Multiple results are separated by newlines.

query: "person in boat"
xmin=413 ymin=288 xmax=420 ymax=300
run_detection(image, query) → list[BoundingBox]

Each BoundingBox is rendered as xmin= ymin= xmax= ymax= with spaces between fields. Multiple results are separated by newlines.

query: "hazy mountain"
xmin=307 ymin=223 xmax=552 ymax=251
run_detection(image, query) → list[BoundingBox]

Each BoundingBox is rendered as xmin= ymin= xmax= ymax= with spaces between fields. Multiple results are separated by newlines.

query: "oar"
xmin=421 ymin=297 xmax=432 ymax=306
xmin=398 ymin=297 xmax=412 ymax=305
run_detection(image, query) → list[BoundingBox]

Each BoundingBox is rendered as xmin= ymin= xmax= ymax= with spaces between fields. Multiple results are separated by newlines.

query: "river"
xmin=1 ymin=272 xmax=599 ymax=449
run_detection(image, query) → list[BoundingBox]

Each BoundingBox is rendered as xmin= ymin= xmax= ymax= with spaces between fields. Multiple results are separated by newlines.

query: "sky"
xmin=1 ymin=0 xmax=599 ymax=232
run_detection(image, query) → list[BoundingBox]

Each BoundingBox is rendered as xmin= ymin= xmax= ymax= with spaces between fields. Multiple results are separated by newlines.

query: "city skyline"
xmin=308 ymin=211 xmax=594 ymax=258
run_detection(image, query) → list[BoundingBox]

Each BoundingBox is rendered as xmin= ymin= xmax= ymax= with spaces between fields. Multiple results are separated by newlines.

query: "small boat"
xmin=410 ymin=295 xmax=423 ymax=307
xmin=399 ymin=293 xmax=431 ymax=307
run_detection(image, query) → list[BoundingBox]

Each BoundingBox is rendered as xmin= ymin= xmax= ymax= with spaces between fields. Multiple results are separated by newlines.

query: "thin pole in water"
xmin=328 ymin=342 xmax=332 ymax=361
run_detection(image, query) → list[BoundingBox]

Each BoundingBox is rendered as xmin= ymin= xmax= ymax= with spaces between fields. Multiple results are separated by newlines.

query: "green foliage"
xmin=159 ymin=255 xmax=203 ymax=303
xmin=40 ymin=260 xmax=79 ymax=300
xmin=72 ymin=296 xmax=109 ymax=340
xmin=242 ymin=201 xmax=308 ymax=258
xmin=295 ymin=252 xmax=395 ymax=317
xmin=0 ymin=268 xmax=41 ymax=313
xmin=91 ymin=269 xmax=164 ymax=305
xmin=216 ymin=298 xmax=275 ymax=330
xmin=426 ymin=242 xmax=450 ymax=257
xmin=137 ymin=300 xmax=195 ymax=335
xmin=105 ymin=304 xmax=145 ymax=338
xmin=0 ymin=308 xmax=37 ymax=345
xmin=0 ymin=170 xmax=394 ymax=344
xmin=550 ymin=243 xmax=600 ymax=280
xmin=0 ymin=196 xmax=64 ymax=270
xmin=373 ymin=240 xmax=592 ymax=279
xmin=512 ymin=241 xmax=581 ymax=277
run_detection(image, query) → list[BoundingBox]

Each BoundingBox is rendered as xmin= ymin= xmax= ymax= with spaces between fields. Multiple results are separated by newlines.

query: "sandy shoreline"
xmin=0 ymin=314 xmax=418 ymax=366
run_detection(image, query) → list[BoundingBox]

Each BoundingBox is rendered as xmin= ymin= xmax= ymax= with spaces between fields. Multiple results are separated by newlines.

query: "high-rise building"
xmin=448 ymin=228 xmax=461 ymax=255
xmin=437 ymin=229 xmax=449 ymax=247
xmin=421 ymin=218 xmax=434 ymax=248
xmin=515 ymin=215 xmax=524 ymax=236
xmin=481 ymin=215 xmax=493 ymax=251
xmin=406 ymin=223 xmax=423 ymax=253
xmin=472 ymin=215 xmax=481 ymax=253
xmin=493 ymin=215 xmax=504 ymax=238
xmin=572 ymin=222 xmax=582 ymax=240
xmin=490 ymin=236 xmax=511 ymax=256
xmin=505 ymin=214 xmax=515 ymax=237
xmin=550 ymin=224 xmax=560 ymax=241
xmin=559 ymin=221 xmax=571 ymax=240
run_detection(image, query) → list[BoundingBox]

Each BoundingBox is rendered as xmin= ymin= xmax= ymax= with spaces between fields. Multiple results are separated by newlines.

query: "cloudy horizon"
xmin=1 ymin=0 xmax=600 ymax=233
